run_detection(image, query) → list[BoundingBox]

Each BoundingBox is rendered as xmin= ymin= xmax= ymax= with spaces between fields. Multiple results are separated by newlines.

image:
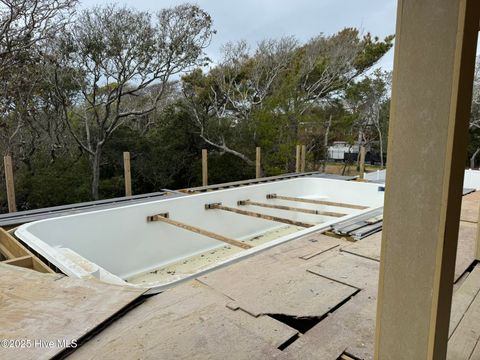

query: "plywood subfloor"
xmin=448 ymin=266 xmax=480 ymax=360
xmin=0 ymin=263 xmax=145 ymax=360
xmin=341 ymin=221 xmax=476 ymax=282
xmin=70 ymin=280 xmax=297 ymax=360
xmin=461 ymin=192 xmax=480 ymax=223
xmin=9 ymin=192 xmax=480 ymax=360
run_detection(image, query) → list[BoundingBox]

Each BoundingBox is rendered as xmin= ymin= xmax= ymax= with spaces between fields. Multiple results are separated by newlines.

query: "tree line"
xmin=0 ymin=0 xmax=396 ymax=212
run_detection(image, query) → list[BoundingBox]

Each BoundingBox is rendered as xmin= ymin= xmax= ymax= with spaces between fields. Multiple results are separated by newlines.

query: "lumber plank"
xmin=2 ymin=255 xmax=32 ymax=268
xmin=237 ymin=199 xmax=346 ymax=217
xmin=267 ymin=194 xmax=368 ymax=210
xmin=147 ymin=213 xmax=252 ymax=250
xmin=207 ymin=203 xmax=314 ymax=228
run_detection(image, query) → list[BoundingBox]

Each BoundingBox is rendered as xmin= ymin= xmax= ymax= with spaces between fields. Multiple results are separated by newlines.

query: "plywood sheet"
xmin=280 ymin=290 xmax=376 ymax=360
xmin=272 ymin=233 xmax=345 ymax=262
xmin=455 ymin=221 xmax=477 ymax=281
xmin=341 ymin=232 xmax=382 ymax=261
xmin=447 ymin=282 xmax=480 ymax=360
xmin=449 ymin=265 xmax=480 ymax=338
xmin=71 ymin=280 xmax=295 ymax=360
xmin=461 ymin=195 xmax=480 ymax=223
xmin=280 ymin=253 xmax=379 ymax=360
xmin=308 ymin=252 xmax=380 ymax=290
xmin=341 ymin=220 xmax=475 ymax=282
xmin=0 ymin=263 xmax=144 ymax=360
xmin=200 ymin=258 xmax=357 ymax=318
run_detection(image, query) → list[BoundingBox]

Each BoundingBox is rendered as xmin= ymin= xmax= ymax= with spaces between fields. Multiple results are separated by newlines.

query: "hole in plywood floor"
xmin=337 ymin=352 xmax=361 ymax=360
xmin=269 ymin=314 xmax=322 ymax=334
xmin=273 ymin=288 xmax=361 ymax=351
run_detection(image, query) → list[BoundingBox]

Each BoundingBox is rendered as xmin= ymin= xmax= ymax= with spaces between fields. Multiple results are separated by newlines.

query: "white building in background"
xmin=327 ymin=141 xmax=371 ymax=161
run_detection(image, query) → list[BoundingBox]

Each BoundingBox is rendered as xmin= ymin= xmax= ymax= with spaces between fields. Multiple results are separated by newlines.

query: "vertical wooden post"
xmin=255 ymin=147 xmax=261 ymax=179
xmin=295 ymin=145 xmax=301 ymax=173
xmin=202 ymin=149 xmax=208 ymax=187
xmin=300 ymin=145 xmax=306 ymax=173
xmin=123 ymin=152 xmax=132 ymax=197
xmin=375 ymin=1 xmax=479 ymax=359
xmin=359 ymin=145 xmax=366 ymax=179
xmin=3 ymin=155 xmax=17 ymax=213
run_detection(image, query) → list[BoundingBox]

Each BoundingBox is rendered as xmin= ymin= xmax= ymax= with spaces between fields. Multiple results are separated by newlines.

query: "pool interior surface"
xmin=126 ymin=225 xmax=303 ymax=284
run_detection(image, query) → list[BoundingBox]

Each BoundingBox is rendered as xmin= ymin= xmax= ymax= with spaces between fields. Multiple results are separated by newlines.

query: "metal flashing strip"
xmin=0 ymin=190 xmax=185 ymax=227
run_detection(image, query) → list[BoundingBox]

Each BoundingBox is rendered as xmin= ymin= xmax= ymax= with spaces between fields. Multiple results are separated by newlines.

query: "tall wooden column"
xmin=256 ymin=147 xmax=261 ymax=179
xmin=3 ymin=155 xmax=16 ymax=212
xmin=295 ymin=145 xmax=301 ymax=173
xmin=123 ymin=152 xmax=132 ymax=197
xmin=202 ymin=149 xmax=208 ymax=186
xmin=375 ymin=1 xmax=479 ymax=359
xmin=359 ymin=145 xmax=366 ymax=179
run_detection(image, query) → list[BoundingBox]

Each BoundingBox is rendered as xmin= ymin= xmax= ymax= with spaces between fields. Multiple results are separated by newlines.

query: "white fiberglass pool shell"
xmin=16 ymin=177 xmax=384 ymax=293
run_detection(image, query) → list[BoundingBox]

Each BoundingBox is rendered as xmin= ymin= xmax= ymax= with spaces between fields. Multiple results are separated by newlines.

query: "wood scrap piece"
xmin=449 ymin=265 xmax=480 ymax=337
xmin=266 ymin=194 xmax=368 ymax=210
xmin=70 ymin=280 xmax=292 ymax=359
xmin=0 ymin=263 xmax=144 ymax=360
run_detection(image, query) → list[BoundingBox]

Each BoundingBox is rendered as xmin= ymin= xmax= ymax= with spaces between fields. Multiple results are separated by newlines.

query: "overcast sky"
xmin=79 ymin=0 xmax=398 ymax=70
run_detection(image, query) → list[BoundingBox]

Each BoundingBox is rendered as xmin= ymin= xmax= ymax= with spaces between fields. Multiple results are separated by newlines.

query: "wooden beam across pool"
xmin=205 ymin=203 xmax=314 ymax=228
xmin=236 ymin=199 xmax=346 ymax=217
xmin=266 ymin=194 xmax=368 ymax=210
xmin=147 ymin=213 xmax=252 ymax=250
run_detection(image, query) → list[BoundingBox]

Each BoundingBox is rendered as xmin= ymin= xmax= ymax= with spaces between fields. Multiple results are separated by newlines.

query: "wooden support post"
xmin=359 ymin=145 xmax=366 ymax=179
xmin=3 ymin=155 xmax=16 ymax=213
xmin=206 ymin=202 xmax=314 ymax=228
xmin=147 ymin=213 xmax=251 ymax=250
xmin=375 ymin=1 xmax=480 ymax=359
xmin=295 ymin=145 xmax=301 ymax=173
xmin=123 ymin=152 xmax=132 ymax=197
xmin=266 ymin=194 xmax=368 ymax=210
xmin=237 ymin=199 xmax=346 ymax=217
xmin=300 ymin=145 xmax=306 ymax=173
xmin=202 ymin=149 xmax=208 ymax=187
xmin=256 ymin=147 xmax=261 ymax=179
